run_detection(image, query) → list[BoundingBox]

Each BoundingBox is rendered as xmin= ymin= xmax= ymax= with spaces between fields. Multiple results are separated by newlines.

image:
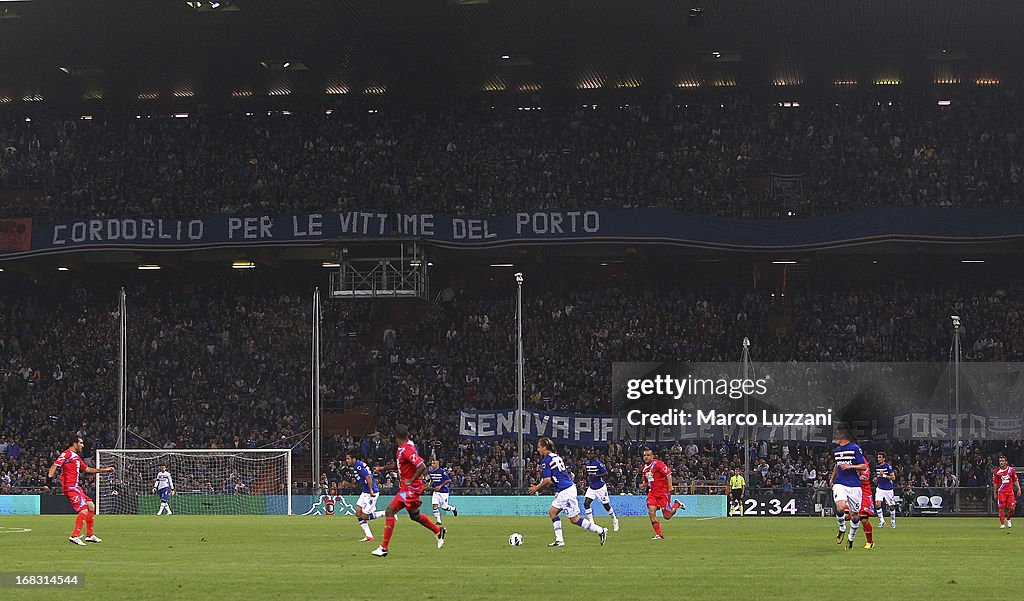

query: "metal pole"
xmin=312 ymin=288 xmax=322 ymax=495
xmin=741 ymin=337 xmax=751 ymax=506
xmin=118 ymin=288 xmax=126 ymax=450
xmin=515 ymin=272 xmax=524 ymax=491
xmin=952 ymin=315 xmax=961 ymax=512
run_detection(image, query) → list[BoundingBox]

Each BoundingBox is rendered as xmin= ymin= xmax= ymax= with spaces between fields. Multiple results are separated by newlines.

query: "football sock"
xmin=382 ymin=516 xmax=396 ymax=549
xmin=552 ymin=517 xmax=564 ymax=543
xmin=72 ymin=512 xmax=86 ymax=537
xmin=416 ymin=513 xmax=441 ymax=534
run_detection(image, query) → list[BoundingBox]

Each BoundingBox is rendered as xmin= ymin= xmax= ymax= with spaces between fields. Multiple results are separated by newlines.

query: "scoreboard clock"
xmin=738 ymin=493 xmax=814 ymax=516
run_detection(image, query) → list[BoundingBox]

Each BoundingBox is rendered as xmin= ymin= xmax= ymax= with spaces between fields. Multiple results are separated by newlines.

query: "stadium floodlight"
xmin=951 ymin=315 xmax=960 ymax=328
xmin=688 ymin=6 xmax=705 ymax=28
xmin=137 ymin=264 xmax=161 ymax=271
xmin=184 ymin=1 xmax=239 ymax=11
xmin=261 ymin=60 xmax=308 ymax=71
xmin=231 ymin=261 xmax=256 ymax=269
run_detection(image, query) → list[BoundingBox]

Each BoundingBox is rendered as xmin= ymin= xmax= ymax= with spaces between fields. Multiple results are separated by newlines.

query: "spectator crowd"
xmin=2 ymin=272 xmax=1022 ymax=497
xmin=2 ymin=93 xmax=1024 ymax=220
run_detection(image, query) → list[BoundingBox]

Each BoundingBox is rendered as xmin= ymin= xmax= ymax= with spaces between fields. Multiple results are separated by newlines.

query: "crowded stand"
xmin=2 ymin=93 xmax=1024 ymax=220
xmin=2 ymin=274 xmax=1022 ymax=497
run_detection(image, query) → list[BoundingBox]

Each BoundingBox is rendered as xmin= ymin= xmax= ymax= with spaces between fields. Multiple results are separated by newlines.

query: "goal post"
xmin=95 ymin=449 xmax=292 ymax=515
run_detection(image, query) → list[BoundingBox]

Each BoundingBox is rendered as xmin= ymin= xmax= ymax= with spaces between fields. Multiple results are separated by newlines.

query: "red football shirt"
xmin=994 ymin=467 xmax=1018 ymax=494
xmin=396 ymin=441 xmax=425 ymax=494
xmin=52 ymin=449 xmax=84 ymax=490
xmin=642 ymin=459 xmax=671 ymax=495
xmin=859 ymin=468 xmax=874 ymax=507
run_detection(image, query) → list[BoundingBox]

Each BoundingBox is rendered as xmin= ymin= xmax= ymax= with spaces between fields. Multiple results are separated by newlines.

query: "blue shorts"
xmin=159 ymin=487 xmax=171 ymax=502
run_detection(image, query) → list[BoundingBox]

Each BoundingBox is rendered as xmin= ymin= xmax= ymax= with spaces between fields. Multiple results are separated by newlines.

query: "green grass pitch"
xmin=2 ymin=515 xmax=1020 ymax=601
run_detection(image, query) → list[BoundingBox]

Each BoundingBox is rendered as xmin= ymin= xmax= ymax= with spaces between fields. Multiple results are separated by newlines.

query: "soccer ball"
xmin=508 ymin=533 xmax=524 ymax=546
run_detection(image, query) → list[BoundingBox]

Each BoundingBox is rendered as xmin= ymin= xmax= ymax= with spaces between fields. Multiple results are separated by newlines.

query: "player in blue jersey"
xmin=829 ymin=427 xmax=868 ymax=550
xmin=152 ymin=465 xmax=174 ymax=516
xmin=427 ymin=459 xmax=458 ymax=526
xmin=873 ymin=452 xmax=897 ymax=528
xmin=582 ymin=449 xmax=619 ymax=532
xmin=527 ymin=437 xmax=607 ymax=547
xmin=345 ymin=449 xmax=385 ymax=541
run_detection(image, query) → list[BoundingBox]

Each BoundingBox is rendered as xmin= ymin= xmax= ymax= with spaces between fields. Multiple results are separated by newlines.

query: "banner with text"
xmin=460 ymin=408 xmax=1023 ymax=445
xmin=461 ymin=362 xmax=1024 ymax=444
xmin=4 ymin=206 xmax=1024 ymax=257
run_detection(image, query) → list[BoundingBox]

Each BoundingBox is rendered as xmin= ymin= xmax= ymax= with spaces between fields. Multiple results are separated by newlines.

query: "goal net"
xmin=95 ymin=449 xmax=292 ymax=515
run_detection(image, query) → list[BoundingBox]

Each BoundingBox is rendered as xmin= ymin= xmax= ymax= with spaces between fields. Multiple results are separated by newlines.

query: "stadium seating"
xmin=2 ymin=95 xmax=1024 ymax=221
xmin=2 ymin=274 xmax=1022 ymax=495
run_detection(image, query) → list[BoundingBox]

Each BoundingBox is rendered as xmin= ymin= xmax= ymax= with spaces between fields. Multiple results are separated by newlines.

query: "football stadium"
xmin=1 ymin=2 xmax=1022 ymax=600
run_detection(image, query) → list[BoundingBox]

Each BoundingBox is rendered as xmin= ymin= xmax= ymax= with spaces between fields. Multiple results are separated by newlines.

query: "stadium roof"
xmin=0 ymin=0 xmax=1022 ymax=106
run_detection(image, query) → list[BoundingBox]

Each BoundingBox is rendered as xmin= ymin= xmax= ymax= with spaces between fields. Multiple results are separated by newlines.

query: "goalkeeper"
xmin=153 ymin=465 xmax=175 ymax=515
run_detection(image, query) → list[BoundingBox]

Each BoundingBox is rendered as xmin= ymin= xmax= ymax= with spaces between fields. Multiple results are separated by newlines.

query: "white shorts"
xmin=356 ymin=492 xmax=379 ymax=514
xmin=551 ymin=484 xmax=581 ymax=518
xmin=431 ymin=492 xmax=450 ymax=507
xmin=584 ymin=485 xmax=610 ymax=505
xmin=874 ymin=488 xmax=895 ymax=505
xmin=832 ymin=484 xmax=862 ymax=513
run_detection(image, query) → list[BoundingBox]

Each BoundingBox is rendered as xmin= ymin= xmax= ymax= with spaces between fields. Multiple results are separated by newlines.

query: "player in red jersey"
xmin=857 ymin=467 xmax=876 ymax=549
xmin=994 ymin=454 xmax=1020 ymax=528
xmin=47 ymin=435 xmax=116 ymax=546
xmin=640 ymin=449 xmax=683 ymax=539
xmin=370 ymin=424 xmax=445 ymax=556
